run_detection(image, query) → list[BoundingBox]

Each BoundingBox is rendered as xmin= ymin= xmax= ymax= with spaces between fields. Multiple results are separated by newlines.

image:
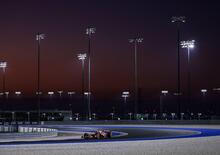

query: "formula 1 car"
xmin=82 ymin=129 xmax=112 ymax=139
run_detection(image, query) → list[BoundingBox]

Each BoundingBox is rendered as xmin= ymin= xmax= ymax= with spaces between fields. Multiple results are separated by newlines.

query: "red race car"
xmin=82 ymin=129 xmax=112 ymax=139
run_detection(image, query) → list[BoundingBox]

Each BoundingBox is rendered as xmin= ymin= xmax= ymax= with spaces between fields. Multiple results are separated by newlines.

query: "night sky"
xmin=0 ymin=0 xmax=219 ymax=99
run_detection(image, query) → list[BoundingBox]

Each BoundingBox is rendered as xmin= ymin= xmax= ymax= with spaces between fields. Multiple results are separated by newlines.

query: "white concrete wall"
xmin=0 ymin=125 xmax=57 ymax=137
xmin=18 ymin=126 xmax=57 ymax=136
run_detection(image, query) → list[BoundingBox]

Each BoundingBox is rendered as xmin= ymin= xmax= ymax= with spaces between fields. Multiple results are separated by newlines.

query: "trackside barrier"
xmin=0 ymin=125 xmax=57 ymax=135
xmin=0 ymin=125 xmax=18 ymax=132
xmin=18 ymin=126 xmax=57 ymax=135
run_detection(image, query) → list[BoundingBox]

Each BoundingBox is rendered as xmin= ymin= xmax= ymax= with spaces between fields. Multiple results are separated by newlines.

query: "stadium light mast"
xmin=181 ymin=40 xmax=195 ymax=112
xmin=122 ymin=91 xmax=130 ymax=104
xmin=212 ymin=88 xmax=220 ymax=115
xmin=48 ymin=91 xmax=54 ymax=98
xmin=68 ymin=91 xmax=75 ymax=117
xmin=129 ymin=37 xmax=143 ymax=119
xmin=171 ymin=16 xmax=186 ymax=119
xmin=122 ymin=91 xmax=130 ymax=118
xmin=68 ymin=91 xmax=75 ymax=97
xmin=0 ymin=62 xmax=7 ymax=94
xmin=86 ymin=27 xmax=95 ymax=120
xmin=57 ymin=90 xmax=63 ymax=97
xmin=36 ymin=33 xmax=45 ymax=124
xmin=201 ymin=89 xmax=207 ymax=96
xmin=77 ymin=53 xmax=87 ymax=118
xmin=15 ymin=91 xmax=21 ymax=97
xmin=201 ymin=89 xmax=208 ymax=113
xmin=160 ymin=90 xmax=168 ymax=117
xmin=0 ymin=61 xmax=7 ymax=115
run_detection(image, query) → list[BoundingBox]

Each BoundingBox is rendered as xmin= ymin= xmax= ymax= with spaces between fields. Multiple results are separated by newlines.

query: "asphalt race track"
xmin=1 ymin=125 xmax=220 ymax=155
xmin=1 ymin=125 xmax=220 ymax=144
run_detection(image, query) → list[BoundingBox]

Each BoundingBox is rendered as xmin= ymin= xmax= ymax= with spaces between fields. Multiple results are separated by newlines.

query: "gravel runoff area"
xmin=0 ymin=125 xmax=220 ymax=155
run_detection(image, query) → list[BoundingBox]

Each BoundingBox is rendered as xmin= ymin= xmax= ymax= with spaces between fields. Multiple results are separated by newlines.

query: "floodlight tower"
xmin=0 ymin=62 xmax=7 ymax=94
xmin=122 ymin=91 xmax=130 ymax=104
xmin=213 ymin=88 xmax=220 ymax=115
xmin=86 ymin=27 xmax=96 ymax=120
xmin=122 ymin=91 xmax=130 ymax=118
xmin=48 ymin=91 xmax=54 ymax=98
xmin=36 ymin=33 xmax=45 ymax=124
xmin=68 ymin=91 xmax=75 ymax=117
xmin=201 ymin=89 xmax=207 ymax=96
xmin=77 ymin=53 xmax=87 ymax=117
xmin=160 ymin=90 xmax=168 ymax=116
xmin=171 ymin=16 xmax=186 ymax=119
xmin=129 ymin=38 xmax=143 ymax=119
xmin=181 ymin=40 xmax=195 ymax=112
xmin=15 ymin=91 xmax=21 ymax=97
xmin=0 ymin=61 xmax=7 ymax=114
xmin=68 ymin=91 xmax=75 ymax=97
xmin=201 ymin=89 xmax=207 ymax=113
xmin=57 ymin=91 xmax=63 ymax=97
xmin=57 ymin=90 xmax=63 ymax=110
